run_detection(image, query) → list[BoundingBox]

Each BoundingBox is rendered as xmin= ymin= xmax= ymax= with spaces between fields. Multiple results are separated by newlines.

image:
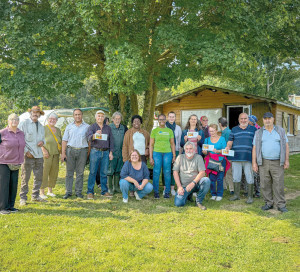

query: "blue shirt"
xmin=253 ymin=127 xmax=288 ymax=160
xmin=62 ymin=122 xmax=89 ymax=148
xmin=120 ymin=161 xmax=150 ymax=183
xmin=229 ymin=125 xmax=257 ymax=162
xmin=221 ymin=127 xmax=231 ymax=143
xmin=204 ymin=136 xmax=227 ymax=161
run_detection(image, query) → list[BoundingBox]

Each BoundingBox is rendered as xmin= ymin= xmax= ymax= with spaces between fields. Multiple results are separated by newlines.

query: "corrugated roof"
xmin=156 ymin=85 xmax=300 ymax=112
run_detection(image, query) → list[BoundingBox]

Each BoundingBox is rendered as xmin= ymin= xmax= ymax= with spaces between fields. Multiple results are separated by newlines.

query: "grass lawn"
xmin=0 ymin=154 xmax=299 ymax=272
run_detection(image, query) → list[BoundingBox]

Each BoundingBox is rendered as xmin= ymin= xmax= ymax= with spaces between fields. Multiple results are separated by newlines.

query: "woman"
xmin=180 ymin=114 xmax=205 ymax=155
xmin=202 ymin=124 xmax=228 ymax=201
xmin=0 ymin=113 xmax=26 ymax=214
xmin=149 ymin=114 xmax=176 ymax=199
xmin=119 ymin=150 xmax=153 ymax=203
xmin=40 ymin=113 xmax=62 ymax=199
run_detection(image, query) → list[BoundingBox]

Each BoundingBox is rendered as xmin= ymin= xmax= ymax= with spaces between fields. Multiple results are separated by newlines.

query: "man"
xmin=226 ymin=113 xmax=257 ymax=204
xmin=163 ymin=111 xmax=182 ymax=196
xmin=61 ymin=109 xmax=89 ymax=199
xmin=122 ymin=115 xmax=150 ymax=163
xmin=200 ymin=116 xmax=209 ymax=138
xmin=18 ymin=106 xmax=46 ymax=205
xmin=252 ymin=112 xmax=289 ymax=213
xmin=173 ymin=141 xmax=211 ymax=210
xmin=86 ymin=110 xmax=114 ymax=199
xmin=107 ymin=112 xmax=125 ymax=194
xmin=218 ymin=117 xmax=234 ymax=195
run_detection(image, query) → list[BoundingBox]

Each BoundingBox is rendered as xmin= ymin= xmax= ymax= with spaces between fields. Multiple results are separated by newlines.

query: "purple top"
xmin=0 ymin=127 xmax=26 ymax=164
xmin=86 ymin=123 xmax=114 ymax=152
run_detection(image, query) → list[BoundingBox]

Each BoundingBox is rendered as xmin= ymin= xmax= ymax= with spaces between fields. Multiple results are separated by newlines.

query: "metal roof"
xmin=156 ymin=85 xmax=300 ymax=111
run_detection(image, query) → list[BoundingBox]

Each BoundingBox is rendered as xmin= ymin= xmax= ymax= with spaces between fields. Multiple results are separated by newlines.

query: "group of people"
xmin=0 ymin=106 xmax=290 ymax=214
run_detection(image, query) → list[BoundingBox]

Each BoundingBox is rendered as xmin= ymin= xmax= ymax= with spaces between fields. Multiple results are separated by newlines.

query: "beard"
xmin=186 ymin=152 xmax=194 ymax=158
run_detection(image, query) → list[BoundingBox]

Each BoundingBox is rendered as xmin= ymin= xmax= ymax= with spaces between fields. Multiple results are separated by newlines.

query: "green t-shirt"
xmin=150 ymin=127 xmax=174 ymax=153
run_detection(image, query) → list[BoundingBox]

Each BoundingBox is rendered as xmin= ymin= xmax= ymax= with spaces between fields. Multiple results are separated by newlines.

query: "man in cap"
xmin=252 ymin=112 xmax=289 ymax=213
xmin=61 ymin=109 xmax=90 ymax=199
xmin=18 ymin=106 xmax=46 ymax=205
xmin=86 ymin=110 xmax=114 ymax=199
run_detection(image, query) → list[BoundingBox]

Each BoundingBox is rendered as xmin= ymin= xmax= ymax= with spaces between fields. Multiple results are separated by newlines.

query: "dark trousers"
xmin=0 ymin=164 xmax=19 ymax=210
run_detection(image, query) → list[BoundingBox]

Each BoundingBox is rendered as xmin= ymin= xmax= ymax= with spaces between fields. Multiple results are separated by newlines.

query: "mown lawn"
xmin=0 ymin=155 xmax=299 ymax=272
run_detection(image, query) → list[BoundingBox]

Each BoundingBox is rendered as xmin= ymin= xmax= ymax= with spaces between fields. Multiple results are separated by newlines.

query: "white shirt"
xmin=133 ymin=131 xmax=146 ymax=155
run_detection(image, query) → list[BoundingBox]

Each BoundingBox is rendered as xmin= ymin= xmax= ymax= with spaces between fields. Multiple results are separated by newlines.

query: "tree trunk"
xmin=119 ymin=93 xmax=127 ymax=122
xmin=130 ymin=93 xmax=139 ymax=116
xmin=109 ymin=93 xmax=119 ymax=116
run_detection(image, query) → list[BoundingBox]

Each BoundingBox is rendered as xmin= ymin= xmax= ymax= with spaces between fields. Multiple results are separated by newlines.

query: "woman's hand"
xmin=202 ymin=150 xmax=207 ymax=155
xmin=150 ymin=157 xmax=154 ymax=166
xmin=43 ymin=150 xmax=50 ymax=159
xmin=184 ymin=135 xmax=188 ymax=142
xmin=197 ymin=135 xmax=202 ymax=141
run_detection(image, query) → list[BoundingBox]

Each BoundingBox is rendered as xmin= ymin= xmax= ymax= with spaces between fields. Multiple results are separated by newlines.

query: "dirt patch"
xmin=272 ymin=237 xmax=289 ymax=243
xmin=285 ymin=190 xmax=300 ymax=200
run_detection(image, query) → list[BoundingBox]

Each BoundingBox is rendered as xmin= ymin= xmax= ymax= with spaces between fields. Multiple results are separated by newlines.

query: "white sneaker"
xmin=163 ymin=190 xmax=165 ymax=195
xmin=171 ymin=189 xmax=176 ymax=196
xmin=216 ymin=196 xmax=223 ymax=201
xmin=123 ymin=198 xmax=128 ymax=203
xmin=134 ymin=192 xmax=141 ymax=200
xmin=210 ymin=196 xmax=217 ymax=200
xmin=47 ymin=192 xmax=56 ymax=197
xmin=40 ymin=194 xmax=48 ymax=200
xmin=19 ymin=199 xmax=27 ymax=206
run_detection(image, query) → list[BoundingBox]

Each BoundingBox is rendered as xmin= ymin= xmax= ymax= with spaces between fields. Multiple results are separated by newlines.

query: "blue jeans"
xmin=210 ymin=159 xmax=226 ymax=197
xmin=119 ymin=179 xmax=153 ymax=199
xmin=153 ymin=151 xmax=172 ymax=194
xmin=87 ymin=149 xmax=109 ymax=195
xmin=174 ymin=177 xmax=211 ymax=207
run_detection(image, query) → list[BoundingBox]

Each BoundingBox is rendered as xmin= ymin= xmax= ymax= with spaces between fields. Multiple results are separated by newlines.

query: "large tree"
xmin=1 ymin=0 xmax=299 ymax=131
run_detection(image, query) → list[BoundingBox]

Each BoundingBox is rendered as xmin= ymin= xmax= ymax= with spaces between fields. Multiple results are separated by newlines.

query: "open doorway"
xmin=227 ymin=105 xmax=251 ymax=129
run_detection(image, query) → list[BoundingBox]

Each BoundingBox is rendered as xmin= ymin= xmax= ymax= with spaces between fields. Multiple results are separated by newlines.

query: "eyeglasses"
xmin=158 ymin=119 xmax=166 ymax=121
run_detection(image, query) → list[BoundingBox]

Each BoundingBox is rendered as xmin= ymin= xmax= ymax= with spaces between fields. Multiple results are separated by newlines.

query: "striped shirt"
xmin=229 ymin=125 xmax=257 ymax=162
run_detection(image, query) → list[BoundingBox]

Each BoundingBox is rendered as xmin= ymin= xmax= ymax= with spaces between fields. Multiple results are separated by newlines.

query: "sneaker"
xmin=154 ymin=192 xmax=160 ymax=199
xmin=278 ymin=207 xmax=288 ymax=213
xmin=19 ymin=199 xmax=27 ymax=206
xmin=210 ymin=196 xmax=217 ymax=200
xmin=32 ymin=196 xmax=47 ymax=202
xmin=40 ymin=194 xmax=48 ymax=200
xmin=216 ymin=196 xmax=223 ymax=201
xmin=261 ymin=204 xmax=273 ymax=211
xmin=76 ymin=193 xmax=84 ymax=199
xmin=87 ymin=193 xmax=94 ymax=200
xmin=134 ymin=192 xmax=141 ymax=200
xmin=171 ymin=189 xmax=176 ymax=196
xmin=8 ymin=208 xmax=19 ymax=213
xmin=163 ymin=189 xmax=165 ymax=195
xmin=63 ymin=193 xmax=72 ymax=199
xmin=193 ymin=192 xmax=197 ymax=198
xmin=102 ymin=192 xmax=113 ymax=197
xmin=0 ymin=210 xmax=10 ymax=215
xmin=47 ymin=192 xmax=56 ymax=197
xmin=123 ymin=198 xmax=128 ymax=203
xmin=196 ymin=202 xmax=207 ymax=210
xmin=164 ymin=192 xmax=170 ymax=199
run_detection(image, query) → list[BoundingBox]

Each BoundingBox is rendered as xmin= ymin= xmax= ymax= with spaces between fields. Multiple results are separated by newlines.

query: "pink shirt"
xmin=0 ymin=127 xmax=26 ymax=165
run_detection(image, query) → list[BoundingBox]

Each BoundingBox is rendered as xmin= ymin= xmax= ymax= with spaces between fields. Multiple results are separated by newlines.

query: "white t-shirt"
xmin=133 ymin=132 xmax=146 ymax=155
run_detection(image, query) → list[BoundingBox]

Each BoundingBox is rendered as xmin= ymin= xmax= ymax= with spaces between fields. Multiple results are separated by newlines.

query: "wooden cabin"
xmin=155 ymin=85 xmax=300 ymax=152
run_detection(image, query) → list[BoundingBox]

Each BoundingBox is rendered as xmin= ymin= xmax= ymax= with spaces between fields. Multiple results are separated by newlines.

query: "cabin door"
xmin=227 ymin=105 xmax=251 ymax=129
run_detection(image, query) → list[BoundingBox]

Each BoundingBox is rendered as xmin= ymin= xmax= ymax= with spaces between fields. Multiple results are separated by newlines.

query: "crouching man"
xmin=174 ymin=141 xmax=211 ymax=210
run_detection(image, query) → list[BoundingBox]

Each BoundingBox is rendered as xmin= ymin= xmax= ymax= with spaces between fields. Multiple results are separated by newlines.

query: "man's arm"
xmin=284 ymin=143 xmax=289 ymax=169
xmin=173 ymin=170 xmax=184 ymax=195
xmin=226 ymin=140 xmax=233 ymax=151
xmin=61 ymin=140 xmax=68 ymax=162
xmin=252 ymin=145 xmax=258 ymax=172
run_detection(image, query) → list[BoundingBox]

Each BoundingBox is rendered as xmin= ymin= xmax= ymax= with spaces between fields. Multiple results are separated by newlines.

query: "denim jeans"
xmin=119 ymin=179 xmax=153 ymax=200
xmin=210 ymin=159 xmax=226 ymax=197
xmin=153 ymin=151 xmax=172 ymax=194
xmin=87 ymin=149 xmax=109 ymax=195
xmin=174 ymin=177 xmax=211 ymax=207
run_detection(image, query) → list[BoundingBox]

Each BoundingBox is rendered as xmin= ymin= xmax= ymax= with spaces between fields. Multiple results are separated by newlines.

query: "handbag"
xmin=47 ymin=125 xmax=62 ymax=152
xmin=207 ymin=158 xmax=224 ymax=172
xmin=7 ymin=164 xmax=21 ymax=171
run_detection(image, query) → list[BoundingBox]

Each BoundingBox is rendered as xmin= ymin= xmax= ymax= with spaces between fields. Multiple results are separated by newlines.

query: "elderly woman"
xmin=202 ymin=124 xmax=229 ymax=201
xmin=40 ymin=113 xmax=62 ymax=199
xmin=0 ymin=114 xmax=26 ymax=214
xmin=181 ymin=114 xmax=205 ymax=155
xmin=150 ymin=114 xmax=176 ymax=199
xmin=119 ymin=150 xmax=153 ymax=203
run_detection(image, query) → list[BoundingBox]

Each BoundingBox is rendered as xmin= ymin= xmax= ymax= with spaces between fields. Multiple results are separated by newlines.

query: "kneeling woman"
xmin=119 ymin=150 xmax=153 ymax=203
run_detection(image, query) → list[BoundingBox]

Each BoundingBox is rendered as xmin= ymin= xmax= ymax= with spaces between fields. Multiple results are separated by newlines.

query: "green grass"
xmin=1 ymin=155 xmax=300 ymax=272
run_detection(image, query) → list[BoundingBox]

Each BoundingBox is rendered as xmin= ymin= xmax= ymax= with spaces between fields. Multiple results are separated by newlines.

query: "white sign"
xmin=222 ymin=149 xmax=235 ymax=156
xmin=95 ymin=133 xmax=108 ymax=141
xmin=187 ymin=131 xmax=198 ymax=138
xmin=203 ymin=144 xmax=214 ymax=151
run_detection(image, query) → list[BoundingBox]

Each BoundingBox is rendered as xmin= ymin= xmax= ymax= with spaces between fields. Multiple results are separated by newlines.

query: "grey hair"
xmin=112 ymin=111 xmax=122 ymax=120
xmin=8 ymin=113 xmax=19 ymax=121
xmin=184 ymin=141 xmax=196 ymax=150
xmin=47 ymin=112 xmax=58 ymax=120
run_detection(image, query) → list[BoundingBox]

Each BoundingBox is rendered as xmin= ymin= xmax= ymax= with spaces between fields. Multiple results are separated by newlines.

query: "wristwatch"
xmin=192 ymin=181 xmax=197 ymax=185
